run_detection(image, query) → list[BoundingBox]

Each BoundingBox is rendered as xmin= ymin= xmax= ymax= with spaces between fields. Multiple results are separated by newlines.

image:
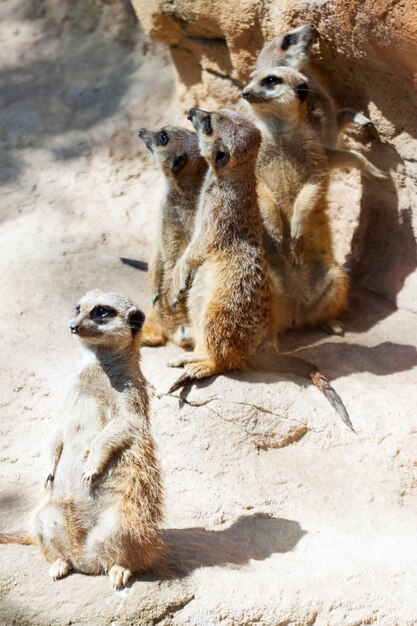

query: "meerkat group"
xmin=1 ymin=24 xmax=388 ymax=588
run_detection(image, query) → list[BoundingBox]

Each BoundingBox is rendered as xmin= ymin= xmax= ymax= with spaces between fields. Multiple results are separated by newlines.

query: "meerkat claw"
xmin=44 ymin=474 xmax=54 ymax=489
xmin=82 ymin=466 xmax=98 ymax=485
xmin=171 ymin=292 xmax=183 ymax=309
xmin=49 ymin=559 xmax=71 ymax=581
xmin=152 ymin=293 xmax=159 ymax=307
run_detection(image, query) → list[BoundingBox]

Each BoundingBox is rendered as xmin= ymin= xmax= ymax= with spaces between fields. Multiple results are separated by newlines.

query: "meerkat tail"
xmin=310 ymin=371 xmax=355 ymax=432
xmin=337 ymin=108 xmax=373 ymax=131
xmin=167 ymin=372 xmax=195 ymax=394
xmin=253 ymin=352 xmax=356 ymax=432
xmin=327 ymin=148 xmax=389 ymax=180
xmin=0 ymin=532 xmax=33 ymax=545
xmin=120 ymin=257 xmax=149 ymax=271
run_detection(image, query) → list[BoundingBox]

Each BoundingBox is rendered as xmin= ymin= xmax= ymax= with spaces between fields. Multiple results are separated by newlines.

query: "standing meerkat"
xmin=168 ymin=107 xmax=354 ymax=431
xmin=255 ymin=24 xmax=388 ymax=179
xmin=243 ymin=67 xmax=348 ymax=335
xmin=0 ymin=290 xmax=164 ymax=589
xmin=136 ymin=126 xmax=207 ymax=348
xmin=170 ymin=107 xmax=275 ymax=375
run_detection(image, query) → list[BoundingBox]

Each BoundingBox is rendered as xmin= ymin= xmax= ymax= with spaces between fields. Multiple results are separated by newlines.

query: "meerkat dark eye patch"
xmin=202 ymin=116 xmax=213 ymax=135
xmin=296 ymin=82 xmax=309 ymax=102
xmin=281 ymin=33 xmax=297 ymax=51
xmin=128 ymin=309 xmax=145 ymax=335
xmin=74 ymin=305 xmax=81 ymax=315
xmin=157 ymin=130 xmax=169 ymax=146
xmin=215 ymin=149 xmax=230 ymax=167
xmin=90 ymin=305 xmax=117 ymax=322
xmin=171 ymin=153 xmax=188 ymax=173
xmin=262 ymin=75 xmax=283 ymax=88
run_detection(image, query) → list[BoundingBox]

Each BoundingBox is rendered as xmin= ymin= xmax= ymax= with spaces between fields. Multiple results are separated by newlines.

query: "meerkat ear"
xmin=280 ymin=25 xmax=317 ymax=69
xmin=281 ymin=32 xmax=297 ymax=51
xmin=171 ymin=153 xmax=188 ymax=173
xmin=128 ymin=308 xmax=145 ymax=335
xmin=214 ymin=147 xmax=230 ymax=167
xmin=296 ymin=82 xmax=309 ymax=102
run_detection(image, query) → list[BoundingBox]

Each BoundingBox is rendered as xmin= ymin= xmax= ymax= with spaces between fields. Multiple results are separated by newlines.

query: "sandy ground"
xmin=1 ymin=2 xmax=417 ymax=625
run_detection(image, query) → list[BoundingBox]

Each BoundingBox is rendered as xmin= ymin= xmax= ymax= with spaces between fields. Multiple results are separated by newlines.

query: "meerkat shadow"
xmin=293 ymin=340 xmax=417 ymax=381
xmin=343 ymin=133 xmax=416 ymax=333
xmin=139 ymin=514 xmax=305 ymax=582
xmin=276 ymin=290 xmax=417 ymax=380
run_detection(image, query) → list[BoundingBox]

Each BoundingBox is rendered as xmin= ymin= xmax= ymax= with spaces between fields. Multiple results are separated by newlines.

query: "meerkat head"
xmin=138 ymin=126 xmax=205 ymax=179
xmin=69 ymin=290 xmax=145 ymax=352
xmin=242 ymin=66 xmax=309 ymax=123
xmin=255 ymin=24 xmax=317 ymax=71
xmin=187 ymin=107 xmax=261 ymax=171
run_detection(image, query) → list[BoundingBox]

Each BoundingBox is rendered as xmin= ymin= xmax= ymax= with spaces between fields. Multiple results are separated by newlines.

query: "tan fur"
xmin=243 ymin=67 xmax=348 ymax=332
xmin=31 ymin=290 xmax=164 ymax=589
xmin=254 ymin=24 xmax=388 ymax=179
xmin=170 ymin=108 xmax=287 ymax=379
xmin=0 ymin=533 xmax=33 ymax=545
xmin=138 ymin=126 xmax=207 ymax=348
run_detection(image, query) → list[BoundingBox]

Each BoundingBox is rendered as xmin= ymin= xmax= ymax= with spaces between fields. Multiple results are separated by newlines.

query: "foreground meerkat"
xmin=243 ymin=67 xmax=348 ymax=335
xmin=169 ymin=107 xmax=354 ymax=431
xmin=135 ymin=126 xmax=207 ymax=348
xmin=0 ymin=290 xmax=164 ymax=589
xmin=255 ymin=24 xmax=388 ymax=179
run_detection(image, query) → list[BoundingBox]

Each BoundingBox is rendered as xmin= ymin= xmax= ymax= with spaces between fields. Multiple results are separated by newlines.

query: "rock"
xmin=132 ymin=0 xmax=417 ymax=314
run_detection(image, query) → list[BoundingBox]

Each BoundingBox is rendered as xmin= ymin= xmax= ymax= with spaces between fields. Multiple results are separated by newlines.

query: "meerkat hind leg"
xmin=168 ymin=352 xmax=208 ymax=368
xmin=141 ymin=317 xmax=167 ymax=346
xmin=49 ymin=559 xmax=71 ymax=581
xmin=183 ymin=359 xmax=220 ymax=380
xmin=320 ymin=318 xmax=344 ymax=336
xmin=171 ymin=325 xmax=194 ymax=350
xmin=168 ymin=355 xmax=220 ymax=393
xmin=109 ymin=564 xmax=132 ymax=590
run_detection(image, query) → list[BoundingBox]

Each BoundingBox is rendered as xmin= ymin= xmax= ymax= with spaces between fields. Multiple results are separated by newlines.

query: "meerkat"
xmin=243 ymin=66 xmax=348 ymax=336
xmin=255 ymin=24 xmax=388 ymax=180
xmin=168 ymin=107 xmax=354 ymax=431
xmin=0 ymin=290 xmax=164 ymax=589
xmin=135 ymin=126 xmax=207 ymax=348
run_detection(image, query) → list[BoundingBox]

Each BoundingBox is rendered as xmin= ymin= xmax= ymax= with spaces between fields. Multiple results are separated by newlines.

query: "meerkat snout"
xmin=188 ymin=108 xmax=213 ymax=135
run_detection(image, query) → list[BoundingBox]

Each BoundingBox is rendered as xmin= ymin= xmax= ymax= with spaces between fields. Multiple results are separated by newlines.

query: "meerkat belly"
xmin=261 ymin=159 xmax=300 ymax=213
xmin=189 ymin=247 xmax=271 ymax=353
xmin=52 ymin=396 xmax=111 ymax=500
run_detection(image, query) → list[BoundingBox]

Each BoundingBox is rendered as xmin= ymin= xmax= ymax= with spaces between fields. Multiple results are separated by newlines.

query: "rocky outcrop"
xmin=131 ymin=0 xmax=417 ymax=313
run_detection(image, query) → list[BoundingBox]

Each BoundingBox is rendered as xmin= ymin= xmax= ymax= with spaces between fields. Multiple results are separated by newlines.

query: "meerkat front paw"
xmin=82 ymin=465 xmax=99 ymax=485
xmin=44 ymin=473 xmax=54 ymax=489
xmin=171 ymin=262 xmax=190 ymax=308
